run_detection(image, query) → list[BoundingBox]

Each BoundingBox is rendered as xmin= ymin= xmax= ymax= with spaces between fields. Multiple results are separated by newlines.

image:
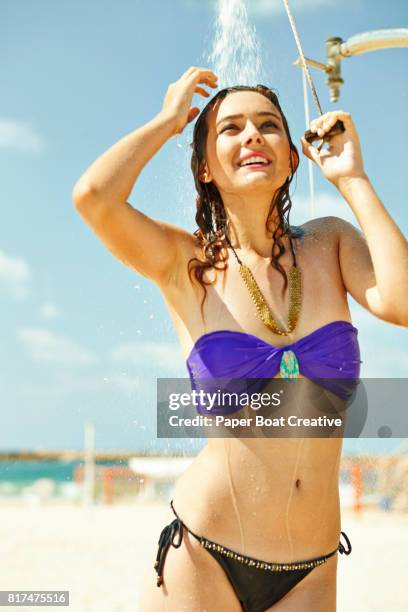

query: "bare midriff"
xmin=173 ymin=377 xmax=342 ymax=564
xmin=172 ymin=325 xmax=344 ymax=563
xmin=173 ymin=435 xmax=342 ymax=563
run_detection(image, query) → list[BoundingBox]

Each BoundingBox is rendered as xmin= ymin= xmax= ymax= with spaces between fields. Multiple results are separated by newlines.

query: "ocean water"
xmin=0 ymin=459 xmax=127 ymax=495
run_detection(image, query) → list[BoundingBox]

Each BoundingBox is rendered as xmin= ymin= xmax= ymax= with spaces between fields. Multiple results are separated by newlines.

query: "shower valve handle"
xmin=304 ymin=120 xmax=345 ymax=144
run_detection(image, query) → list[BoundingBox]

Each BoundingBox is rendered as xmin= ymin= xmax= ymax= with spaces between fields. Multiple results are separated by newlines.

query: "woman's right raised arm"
xmin=72 ymin=67 xmax=218 ymax=286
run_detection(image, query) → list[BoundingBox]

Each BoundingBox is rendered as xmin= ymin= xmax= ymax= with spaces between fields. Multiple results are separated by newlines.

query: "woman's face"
xmin=203 ymin=91 xmax=293 ymax=196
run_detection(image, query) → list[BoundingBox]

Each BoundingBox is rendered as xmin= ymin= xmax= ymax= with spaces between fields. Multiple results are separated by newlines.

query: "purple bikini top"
xmin=186 ymin=320 xmax=361 ymax=415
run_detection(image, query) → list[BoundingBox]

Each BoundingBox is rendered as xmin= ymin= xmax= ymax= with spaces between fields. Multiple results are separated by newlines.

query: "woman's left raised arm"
xmin=301 ymin=111 xmax=408 ymax=327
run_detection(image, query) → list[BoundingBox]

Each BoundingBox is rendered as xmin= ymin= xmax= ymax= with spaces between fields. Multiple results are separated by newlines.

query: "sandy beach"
xmin=1 ymin=500 xmax=407 ymax=611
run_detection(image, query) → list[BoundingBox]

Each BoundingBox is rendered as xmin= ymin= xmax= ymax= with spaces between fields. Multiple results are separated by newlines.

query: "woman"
xmin=73 ymin=67 xmax=408 ymax=611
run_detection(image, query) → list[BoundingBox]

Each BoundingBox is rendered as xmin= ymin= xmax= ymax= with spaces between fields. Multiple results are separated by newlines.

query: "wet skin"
xmin=139 ymin=92 xmax=350 ymax=611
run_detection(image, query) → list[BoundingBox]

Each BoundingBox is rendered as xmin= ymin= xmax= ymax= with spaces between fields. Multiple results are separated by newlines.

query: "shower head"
xmin=294 ymin=28 xmax=408 ymax=103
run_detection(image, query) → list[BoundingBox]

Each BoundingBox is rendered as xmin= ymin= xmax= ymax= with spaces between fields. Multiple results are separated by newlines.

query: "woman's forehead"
xmin=207 ymin=91 xmax=280 ymax=126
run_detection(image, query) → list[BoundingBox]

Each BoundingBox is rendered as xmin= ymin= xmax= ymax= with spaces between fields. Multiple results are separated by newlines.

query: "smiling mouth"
xmin=239 ymin=161 xmax=272 ymax=169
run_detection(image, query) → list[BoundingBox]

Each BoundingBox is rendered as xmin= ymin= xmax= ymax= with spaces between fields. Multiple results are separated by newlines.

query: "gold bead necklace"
xmin=225 ymin=233 xmax=302 ymax=336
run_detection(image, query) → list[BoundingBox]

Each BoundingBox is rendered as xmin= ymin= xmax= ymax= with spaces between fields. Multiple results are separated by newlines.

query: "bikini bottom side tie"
xmin=154 ymin=501 xmax=202 ymax=587
xmin=154 ymin=500 xmax=352 ymax=611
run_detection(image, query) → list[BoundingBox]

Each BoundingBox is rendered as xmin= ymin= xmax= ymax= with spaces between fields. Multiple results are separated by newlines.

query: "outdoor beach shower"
xmin=278 ymin=0 xmax=408 ymax=215
xmin=293 ymin=28 xmax=408 ymax=102
xmin=281 ymin=0 xmax=408 ymax=144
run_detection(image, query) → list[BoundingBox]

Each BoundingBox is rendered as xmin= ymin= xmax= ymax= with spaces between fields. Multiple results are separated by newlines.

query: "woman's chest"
xmin=164 ymin=224 xmax=349 ymax=361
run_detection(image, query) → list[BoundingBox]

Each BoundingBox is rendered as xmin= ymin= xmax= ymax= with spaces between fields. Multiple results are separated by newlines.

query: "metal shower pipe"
xmin=293 ymin=28 xmax=408 ymax=101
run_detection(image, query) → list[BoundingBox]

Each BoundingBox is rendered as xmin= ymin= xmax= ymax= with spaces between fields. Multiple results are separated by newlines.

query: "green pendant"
xmin=279 ymin=350 xmax=300 ymax=379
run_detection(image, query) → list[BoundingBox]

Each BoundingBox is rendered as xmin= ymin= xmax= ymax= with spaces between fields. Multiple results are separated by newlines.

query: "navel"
xmin=295 ymin=478 xmax=301 ymax=488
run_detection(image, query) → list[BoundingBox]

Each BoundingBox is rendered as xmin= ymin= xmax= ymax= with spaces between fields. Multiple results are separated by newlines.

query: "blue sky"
xmin=1 ymin=0 xmax=407 ymax=454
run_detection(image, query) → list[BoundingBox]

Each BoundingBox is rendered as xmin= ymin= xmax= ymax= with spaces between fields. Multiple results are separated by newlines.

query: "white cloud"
xmin=0 ymin=250 xmax=31 ymax=300
xmin=40 ymin=302 xmax=62 ymax=320
xmin=180 ymin=0 xmax=340 ymax=16
xmin=16 ymin=374 xmax=104 ymax=399
xmin=102 ymin=371 xmax=145 ymax=394
xmin=110 ymin=340 xmax=184 ymax=372
xmin=17 ymin=327 xmax=99 ymax=366
xmin=249 ymin=0 xmax=338 ymax=17
xmin=291 ymin=191 xmax=357 ymax=225
xmin=180 ymin=0 xmax=217 ymax=8
xmin=11 ymin=367 xmax=151 ymax=402
xmin=0 ymin=118 xmax=45 ymax=153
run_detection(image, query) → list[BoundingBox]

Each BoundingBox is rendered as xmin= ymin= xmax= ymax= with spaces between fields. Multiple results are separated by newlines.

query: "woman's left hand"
xmin=301 ymin=111 xmax=366 ymax=188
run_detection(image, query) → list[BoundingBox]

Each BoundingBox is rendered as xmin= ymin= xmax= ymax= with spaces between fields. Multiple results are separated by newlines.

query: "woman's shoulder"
xmin=298 ymin=214 xmax=347 ymax=231
xmin=292 ymin=216 xmax=350 ymax=267
xmin=296 ymin=215 xmax=349 ymax=243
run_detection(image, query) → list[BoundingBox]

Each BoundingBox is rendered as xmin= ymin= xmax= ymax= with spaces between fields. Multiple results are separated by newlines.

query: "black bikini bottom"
xmin=154 ymin=500 xmax=352 ymax=612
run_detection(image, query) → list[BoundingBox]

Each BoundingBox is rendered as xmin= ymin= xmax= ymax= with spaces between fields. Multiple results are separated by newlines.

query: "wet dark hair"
xmin=187 ymin=85 xmax=302 ymax=321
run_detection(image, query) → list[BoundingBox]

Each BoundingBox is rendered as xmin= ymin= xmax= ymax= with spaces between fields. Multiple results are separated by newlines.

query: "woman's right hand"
xmin=161 ymin=67 xmax=218 ymax=135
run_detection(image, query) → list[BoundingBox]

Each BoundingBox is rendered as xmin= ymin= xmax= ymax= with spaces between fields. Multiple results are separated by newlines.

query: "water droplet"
xmin=149 ymin=314 xmax=154 ymax=319
xmin=143 ymin=299 xmax=148 ymax=304
xmin=133 ymin=284 xmax=140 ymax=290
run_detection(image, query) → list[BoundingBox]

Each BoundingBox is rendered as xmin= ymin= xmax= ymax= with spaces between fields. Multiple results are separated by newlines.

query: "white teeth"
xmin=240 ymin=156 xmax=270 ymax=166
